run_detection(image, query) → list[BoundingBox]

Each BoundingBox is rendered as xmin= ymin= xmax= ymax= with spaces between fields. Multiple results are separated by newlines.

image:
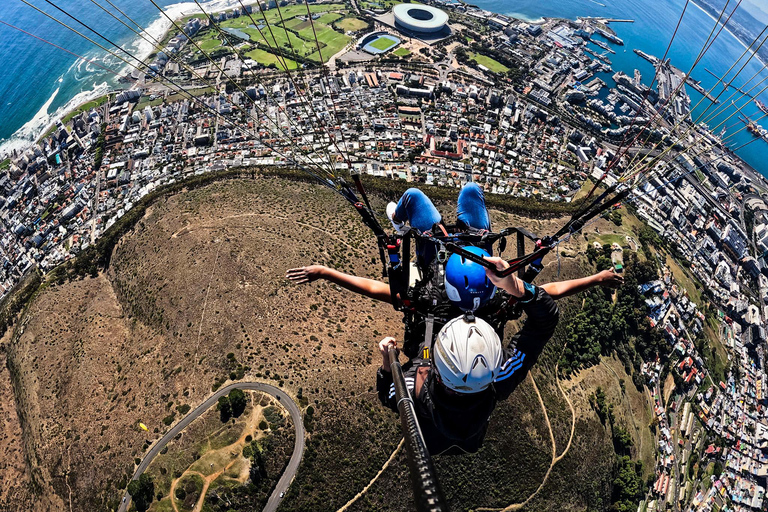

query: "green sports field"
xmin=336 ymin=17 xmax=368 ymax=32
xmin=244 ymin=48 xmax=298 ymax=70
xmin=215 ymin=4 xmax=350 ymax=64
xmin=469 ymin=52 xmax=510 ymax=73
xmin=369 ymin=36 xmax=398 ymax=51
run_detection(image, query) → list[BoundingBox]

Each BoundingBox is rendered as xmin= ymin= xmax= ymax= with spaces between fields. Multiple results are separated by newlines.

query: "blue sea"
xmin=0 ymin=0 xmax=245 ymax=156
xmin=1 ymin=0 xmax=768 ymax=177
xmin=472 ymin=0 xmax=768 ymax=177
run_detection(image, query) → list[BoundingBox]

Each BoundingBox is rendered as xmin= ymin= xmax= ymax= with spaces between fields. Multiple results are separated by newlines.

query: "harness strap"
xmin=424 ymin=314 xmax=435 ymax=350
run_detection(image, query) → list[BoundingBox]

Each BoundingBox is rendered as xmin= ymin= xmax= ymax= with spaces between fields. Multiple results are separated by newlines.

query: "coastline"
xmin=1 ymin=0 xmax=254 ymax=158
xmin=689 ymin=0 xmax=768 ymax=71
xmin=3 ymin=0 xmax=768 ymax=188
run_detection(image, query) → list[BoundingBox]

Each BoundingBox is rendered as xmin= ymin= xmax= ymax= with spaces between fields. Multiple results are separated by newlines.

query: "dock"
xmin=685 ymin=76 xmax=720 ymax=104
xmin=705 ymin=68 xmax=755 ymax=100
xmin=578 ymin=17 xmax=634 ymax=23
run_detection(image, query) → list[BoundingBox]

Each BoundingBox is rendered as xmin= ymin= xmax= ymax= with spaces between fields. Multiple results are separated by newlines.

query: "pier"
xmin=578 ymin=16 xmax=634 ymax=22
xmin=705 ymin=68 xmax=755 ymax=100
xmin=685 ymin=76 xmax=720 ymax=104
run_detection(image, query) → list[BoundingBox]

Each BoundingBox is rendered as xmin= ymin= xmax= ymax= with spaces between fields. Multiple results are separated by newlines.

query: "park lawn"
xmin=283 ymin=17 xmax=308 ymax=30
xmin=393 ymin=47 xmax=411 ymax=57
xmin=360 ymin=0 xmax=409 ymax=9
xmin=302 ymin=26 xmax=351 ymax=62
xmin=199 ymin=38 xmax=221 ymax=51
xmin=245 ymin=25 xmax=318 ymax=57
xmin=336 ymin=16 xmax=368 ymax=32
xmin=469 ymin=52 xmax=509 ymax=73
xmin=318 ymin=12 xmax=343 ymax=24
xmin=595 ymin=233 xmax=627 ymax=247
xmin=244 ymin=48 xmax=298 ymax=70
xmin=0 ymin=159 xmax=9 ymax=171
xmin=369 ymin=36 xmax=398 ymax=51
xmin=228 ymin=3 xmax=345 ymax=27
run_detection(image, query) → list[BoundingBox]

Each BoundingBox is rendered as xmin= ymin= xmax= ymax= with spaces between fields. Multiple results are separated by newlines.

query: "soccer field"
xmin=369 ymin=36 xmax=398 ymax=51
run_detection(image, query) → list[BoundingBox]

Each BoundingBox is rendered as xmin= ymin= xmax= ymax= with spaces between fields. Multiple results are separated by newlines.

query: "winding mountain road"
xmin=118 ymin=382 xmax=304 ymax=512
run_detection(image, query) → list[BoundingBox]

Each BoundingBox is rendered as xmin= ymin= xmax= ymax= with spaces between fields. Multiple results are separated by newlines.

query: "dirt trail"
xmin=478 ymin=350 xmax=576 ymax=512
xmin=334 ymin=438 xmax=405 ymax=512
xmin=170 ymin=213 xmax=356 ymax=249
xmin=167 ymin=396 xmax=265 ymax=512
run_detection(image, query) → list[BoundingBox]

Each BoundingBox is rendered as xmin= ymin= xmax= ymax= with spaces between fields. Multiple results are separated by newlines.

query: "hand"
xmin=379 ymin=337 xmax=397 ymax=372
xmin=483 ymin=257 xmax=526 ymax=298
xmin=596 ymin=269 xmax=624 ymax=288
xmin=285 ymin=265 xmax=326 ymax=284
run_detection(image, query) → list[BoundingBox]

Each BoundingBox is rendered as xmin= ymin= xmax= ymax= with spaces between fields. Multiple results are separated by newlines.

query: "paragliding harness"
xmin=324 ymin=172 xmax=628 ymax=512
xmin=342 ymin=170 xmax=630 ymax=324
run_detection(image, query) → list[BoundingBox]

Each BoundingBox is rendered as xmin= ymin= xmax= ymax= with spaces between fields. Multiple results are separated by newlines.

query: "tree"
xmin=613 ymin=425 xmax=633 ymax=455
xmin=228 ymin=388 xmax=247 ymax=418
xmin=127 ymin=473 xmax=155 ymax=512
xmin=218 ymin=395 xmax=232 ymax=422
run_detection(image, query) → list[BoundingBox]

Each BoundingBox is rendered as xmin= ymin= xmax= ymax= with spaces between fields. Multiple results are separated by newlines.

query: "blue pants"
xmin=394 ymin=183 xmax=490 ymax=265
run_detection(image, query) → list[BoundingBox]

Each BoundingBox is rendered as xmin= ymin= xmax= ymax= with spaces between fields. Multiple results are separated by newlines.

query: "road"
xmin=118 ymin=382 xmax=304 ymax=512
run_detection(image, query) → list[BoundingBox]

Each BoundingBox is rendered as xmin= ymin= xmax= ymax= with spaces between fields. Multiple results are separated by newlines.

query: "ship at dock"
xmin=756 ymin=100 xmax=768 ymax=115
xmin=592 ymin=39 xmax=616 ymax=54
xmin=739 ymin=114 xmax=768 ymax=142
xmin=634 ymin=48 xmax=659 ymax=65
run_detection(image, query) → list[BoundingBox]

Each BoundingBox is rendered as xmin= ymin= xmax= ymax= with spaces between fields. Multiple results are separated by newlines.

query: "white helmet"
xmin=432 ymin=316 xmax=502 ymax=393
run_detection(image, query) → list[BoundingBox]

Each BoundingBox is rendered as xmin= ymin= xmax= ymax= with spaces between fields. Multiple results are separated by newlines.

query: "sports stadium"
xmin=374 ymin=3 xmax=452 ymax=44
xmin=358 ymin=31 xmax=402 ymax=55
xmin=392 ymin=4 xmax=449 ymax=34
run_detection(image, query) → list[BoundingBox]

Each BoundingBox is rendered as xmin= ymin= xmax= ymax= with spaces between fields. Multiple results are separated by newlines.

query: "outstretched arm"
xmin=286 ymin=265 xmax=392 ymax=303
xmin=541 ymin=269 xmax=623 ymax=301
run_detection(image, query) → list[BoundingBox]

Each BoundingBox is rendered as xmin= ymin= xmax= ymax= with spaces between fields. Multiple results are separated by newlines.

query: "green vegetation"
xmin=0 ymin=158 xmax=9 ymax=170
xmin=317 ymin=13 xmax=342 ymax=24
xmin=262 ymin=406 xmax=284 ymax=429
xmin=127 ymin=473 xmax=155 ymax=512
xmin=199 ymin=37 xmax=221 ymax=51
xmin=393 ymin=47 xmax=411 ymax=57
xmin=94 ymin=123 xmax=107 ymax=171
xmin=468 ymin=51 xmax=510 ymax=73
xmin=62 ymin=95 xmax=111 ymax=126
xmin=335 ymin=17 xmax=368 ymax=32
xmin=39 ymin=94 xmax=112 ymax=142
xmin=590 ymin=388 xmax=645 ymax=511
xmin=301 ymin=24 xmax=351 ymax=62
xmin=369 ymin=36 xmax=398 ymax=51
xmin=174 ymin=473 xmax=203 ymax=511
xmin=210 ymin=4 xmax=349 ymax=64
xmin=217 ymin=388 xmax=246 ymax=422
xmin=612 ymin=456 xmax=645 ymax=512
xmin=0 ymin=270 xmax=42 ymax=340
xmin=559 ymin=251 xmax=665 ymax=390
xmin=244 ymin=48 xmax=298 ymax=70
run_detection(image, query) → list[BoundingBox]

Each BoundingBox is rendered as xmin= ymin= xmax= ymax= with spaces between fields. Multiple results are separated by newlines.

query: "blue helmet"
xmin=444 ymin=246 xmax=496 ymax=311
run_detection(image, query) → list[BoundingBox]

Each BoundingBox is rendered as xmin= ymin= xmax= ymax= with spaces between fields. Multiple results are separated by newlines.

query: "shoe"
xmin=386 ymin=202 xmax=405 ymax=234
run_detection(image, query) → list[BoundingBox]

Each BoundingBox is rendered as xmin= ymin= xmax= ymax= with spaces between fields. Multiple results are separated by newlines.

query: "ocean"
xmin=0 ymin=0 xmax=253 ymax=157
xmin=471 ymin=0 xmax=768 ymax=177
xmin=1 ymin=0 xmax=767 ymax=176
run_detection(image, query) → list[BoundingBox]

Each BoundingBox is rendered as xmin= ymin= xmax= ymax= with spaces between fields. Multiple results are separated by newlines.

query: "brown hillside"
xmin=3 ymin=177 xmax=638 ymax=511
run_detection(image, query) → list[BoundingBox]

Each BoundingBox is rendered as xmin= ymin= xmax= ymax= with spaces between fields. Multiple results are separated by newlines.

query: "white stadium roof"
xmin=393 ymin=4 xmax=449 ymax=33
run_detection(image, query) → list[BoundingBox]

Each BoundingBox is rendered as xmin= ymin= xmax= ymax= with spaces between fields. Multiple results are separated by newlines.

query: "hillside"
xmin=0 ymin=176 xmax=656 ymax=511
